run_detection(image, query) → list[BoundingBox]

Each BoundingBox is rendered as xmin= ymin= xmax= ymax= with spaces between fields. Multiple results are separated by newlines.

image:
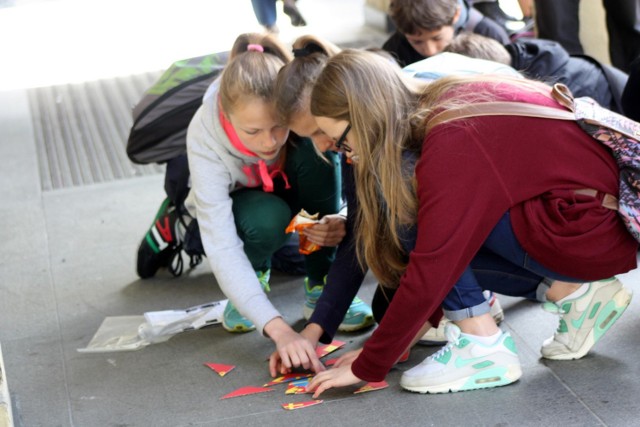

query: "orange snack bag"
xmin=285 ymin=209 xmax=321 ymax=255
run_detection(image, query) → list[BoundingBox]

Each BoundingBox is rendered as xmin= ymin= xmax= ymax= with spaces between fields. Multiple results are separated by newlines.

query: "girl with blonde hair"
xmin=136 ymin=33 xmax=342 ymax=354
xmin=306 ymin=49 xmax=636 ymax=395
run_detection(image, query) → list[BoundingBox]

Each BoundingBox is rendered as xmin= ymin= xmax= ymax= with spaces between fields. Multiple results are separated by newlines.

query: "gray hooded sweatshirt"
xmin=185 ymin=78 xmax=284 ymax=335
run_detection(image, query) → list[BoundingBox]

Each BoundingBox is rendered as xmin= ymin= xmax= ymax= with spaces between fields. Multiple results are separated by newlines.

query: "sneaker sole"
xmin=542 ymin=286 xmax=632 ymax=360
xmin=222 ymin=320 xmax=255 ymax=333
xmin=401 ymin=364 xmax=522 ymax=394
xmin=337 ymin=315 xmax=375 ymax=332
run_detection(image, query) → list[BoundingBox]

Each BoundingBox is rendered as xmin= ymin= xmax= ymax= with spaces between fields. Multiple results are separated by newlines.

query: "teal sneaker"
xmin=541 ymin=278 xmax=632 ymax=360
xmin=302 ymin=277 xmax=374 ymax=332
xmin=400 ymin=324 xmax=522 ymax=394
xmin=222 ymin=270 xmax=271 ymax=333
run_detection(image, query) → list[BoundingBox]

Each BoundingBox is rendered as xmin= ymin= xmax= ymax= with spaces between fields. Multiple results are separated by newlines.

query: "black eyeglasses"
xmin=335 ymin=123 xmax=352 ymax=153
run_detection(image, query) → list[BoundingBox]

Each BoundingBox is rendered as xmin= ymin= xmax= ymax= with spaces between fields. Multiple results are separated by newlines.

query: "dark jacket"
xmin=506 ymin=38 xmax=628 ymax=112
xmin=622 ymin=55 xmax=640 ymax=121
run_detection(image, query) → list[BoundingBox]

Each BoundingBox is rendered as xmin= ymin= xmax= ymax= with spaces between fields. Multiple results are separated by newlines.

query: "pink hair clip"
xmin=247 ymin=44 xmax=264 ymax=53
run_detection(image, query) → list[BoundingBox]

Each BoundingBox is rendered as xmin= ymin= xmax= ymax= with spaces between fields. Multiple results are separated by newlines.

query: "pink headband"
xmin=247 ymin=44 xmax=264 ymax=53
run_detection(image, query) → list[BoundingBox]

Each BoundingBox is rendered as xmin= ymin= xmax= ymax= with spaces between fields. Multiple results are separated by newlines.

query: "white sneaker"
xmin=401 ymin=324 xmax=522 ymax=394
xmin=541 ymin=278 xmax=632 ymax=360
xmin=419 ymin=291 xmax=504 ymax=345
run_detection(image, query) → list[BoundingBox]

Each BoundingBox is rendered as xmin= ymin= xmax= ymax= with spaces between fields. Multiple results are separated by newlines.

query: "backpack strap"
xmin=424 ymin=83 xmax=619 ymax=212
xmin=426 ymin=98 xmax=575 ymax=133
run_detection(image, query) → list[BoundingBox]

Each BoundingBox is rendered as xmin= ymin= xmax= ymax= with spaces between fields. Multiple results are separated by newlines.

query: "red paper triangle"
xmin=281 ymin=400 xmax=323 ymax=410
xmin=204 ymin=363 xmax=236 ymax=377
xmin=354 ymin=380 xmax=389 ymax=394
xmin=220 ymin=386 xmax=274 ymax=400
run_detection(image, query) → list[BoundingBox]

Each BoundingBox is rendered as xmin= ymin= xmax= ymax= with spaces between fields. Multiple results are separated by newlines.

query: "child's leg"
xmin=280 ymin=139 xmax=341 ymax=283
xmin=221 ymin=189 xmax=291 ymax=333
xmin=280 ymin=139 xmax=373 ymax=331
xmin=250 ymin=0 xmax=277 ymax=28
xmin=231 ymin=188 xmax=291 ymax=271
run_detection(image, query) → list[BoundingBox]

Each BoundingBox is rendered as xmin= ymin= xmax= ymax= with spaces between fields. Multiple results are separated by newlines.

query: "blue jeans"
xmin=443 ymin=211 xmax=582 ymax=321
xmin=251 ymin=0 xmax=277 ymax=27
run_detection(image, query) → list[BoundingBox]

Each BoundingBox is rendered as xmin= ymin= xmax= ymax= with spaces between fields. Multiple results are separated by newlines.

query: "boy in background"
xmin=383 ymin=0 xmax=509 ymax=66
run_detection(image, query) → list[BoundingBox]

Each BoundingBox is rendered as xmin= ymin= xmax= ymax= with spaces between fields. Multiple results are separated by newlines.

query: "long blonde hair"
xmin=219 ymin=33 xmax=293 ymax=115
xmin=311 ymin=50 xmax=553 ymax=287
xmin=311 ymin=50 xmax=425 ymax=286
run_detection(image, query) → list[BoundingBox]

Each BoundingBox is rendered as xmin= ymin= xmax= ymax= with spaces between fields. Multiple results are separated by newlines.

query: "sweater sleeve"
xmin=351 ymin=124 xmax=513 ymax=381
xmin=186 ymin=107 xmax=281 ymax=335
xmin=308 ymin=161 xmax=367 ymax=343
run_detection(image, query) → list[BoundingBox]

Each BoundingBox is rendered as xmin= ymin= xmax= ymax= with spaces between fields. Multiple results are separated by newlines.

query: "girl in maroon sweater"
xmin=306 ymin=49 xmax=637 ymax=396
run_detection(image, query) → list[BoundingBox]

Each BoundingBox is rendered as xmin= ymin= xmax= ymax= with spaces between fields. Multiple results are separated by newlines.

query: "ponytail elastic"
xmin=247 ymin=44 xmax=264 ymax=53
xmin=292 ymin=43 xmax=325 ymax=58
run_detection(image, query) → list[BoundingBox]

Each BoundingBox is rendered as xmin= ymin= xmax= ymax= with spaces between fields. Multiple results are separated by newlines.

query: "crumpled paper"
xmin=77 ymin=299 xmax=228 ymax=353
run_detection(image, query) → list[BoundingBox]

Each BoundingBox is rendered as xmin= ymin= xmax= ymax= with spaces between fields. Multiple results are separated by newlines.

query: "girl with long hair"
xmin=306 ymin=49 xmax=636 ymax=395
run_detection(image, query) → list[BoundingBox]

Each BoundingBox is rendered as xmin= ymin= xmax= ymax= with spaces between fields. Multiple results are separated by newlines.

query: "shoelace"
xmin=542 ymin=301 xmax=569 ymax=334
xmin=428 ymin=327 xmax=461 ymax=360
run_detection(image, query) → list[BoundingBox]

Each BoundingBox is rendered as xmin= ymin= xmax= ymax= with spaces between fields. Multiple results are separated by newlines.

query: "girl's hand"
xmin=332 ymin=348 xmax=362 ymax=368
xmin=303 ymin=214 xmax=346 ymax=247
xmin=267 ymin=323 xmax=325 ymax=377
xmin=307 ymin=360 xmax=363 ymax=398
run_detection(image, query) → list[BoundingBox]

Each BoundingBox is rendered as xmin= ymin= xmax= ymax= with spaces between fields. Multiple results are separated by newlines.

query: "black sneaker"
xmin=137 ymin=198 xmax=184 ymax=278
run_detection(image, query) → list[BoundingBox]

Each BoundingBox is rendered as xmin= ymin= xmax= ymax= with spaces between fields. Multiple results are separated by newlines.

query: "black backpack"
xmin=126 ymin=51 xmax=229 ymax=164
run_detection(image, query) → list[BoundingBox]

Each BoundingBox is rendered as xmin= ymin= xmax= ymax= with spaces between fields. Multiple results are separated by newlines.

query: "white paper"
xmin=77 ymin=299 xmax=228 ymax=353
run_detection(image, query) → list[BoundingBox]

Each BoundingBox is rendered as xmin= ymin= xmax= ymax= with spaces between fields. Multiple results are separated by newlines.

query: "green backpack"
xmin=126 ymin=51 xmax=229 ymax=164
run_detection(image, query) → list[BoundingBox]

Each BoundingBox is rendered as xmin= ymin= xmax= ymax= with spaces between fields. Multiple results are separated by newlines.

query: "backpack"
xmin=427 ymin=83 xmax=640 ymax=243
xmin=126 ymin=51 xmax=229 ymax=164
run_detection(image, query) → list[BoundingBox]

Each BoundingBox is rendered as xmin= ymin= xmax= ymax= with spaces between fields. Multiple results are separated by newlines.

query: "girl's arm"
xmin=186 ymin=107 xmax=281 ymax=335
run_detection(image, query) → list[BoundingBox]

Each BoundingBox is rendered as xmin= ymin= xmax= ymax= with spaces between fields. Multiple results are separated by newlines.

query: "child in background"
xmin=382 ymin=0 xmax=509 ymax=66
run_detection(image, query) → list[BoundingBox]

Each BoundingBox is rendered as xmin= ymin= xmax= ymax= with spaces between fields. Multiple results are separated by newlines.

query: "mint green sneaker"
xmin=400 ymin=324 xmax=522 ymax=394
xmin=222 ymin=270 xmax=271 ymax=333
xmin=541 ymin=278 xmax=632 ymax=360
xmin=302 ymin=277 xmax=374 ymax=332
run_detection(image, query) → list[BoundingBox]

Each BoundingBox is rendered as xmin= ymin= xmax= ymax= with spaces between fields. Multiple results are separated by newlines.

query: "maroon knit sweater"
xmin=352 ymin=84 xmax=638 ymax=382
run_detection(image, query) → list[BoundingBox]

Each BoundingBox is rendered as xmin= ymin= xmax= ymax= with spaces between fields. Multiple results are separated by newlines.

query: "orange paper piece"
xmin=204 ymin=363 xmax=236 ymax=377
xmin=324 ymin=358 xmax=338 ymax=367
xmin=316 ymin=340 xmax=346 ymax=358
xmin=285 ymin=379 xmax=310 ymax=395
xmin=220 ymin=386 xmax=274 ymax=400
xmin=281 ymin=400 xmax=323 ymax=410
xmin=285 ymin=209 xmax=321 ymax=255
xmin=264 ymin=372 xmax=314 ymax=387
xmin=398 ymin=350 xmax=410 ymax=364
xmin=354 ymin=381 xmax=389 ymax=394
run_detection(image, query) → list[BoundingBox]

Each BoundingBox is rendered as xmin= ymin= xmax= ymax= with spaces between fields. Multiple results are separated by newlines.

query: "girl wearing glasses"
xmin=305 ymin=49 xmax=636 ymax=396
